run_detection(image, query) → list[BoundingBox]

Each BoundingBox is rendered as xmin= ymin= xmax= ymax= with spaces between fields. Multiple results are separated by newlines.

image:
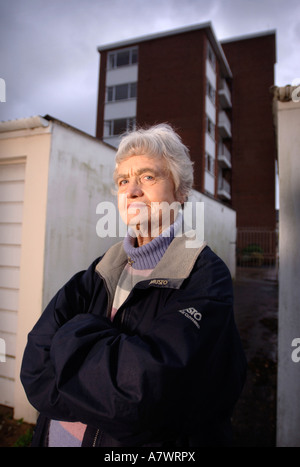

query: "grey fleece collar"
xmin=95 ymin=231 xmax=206 ymax=297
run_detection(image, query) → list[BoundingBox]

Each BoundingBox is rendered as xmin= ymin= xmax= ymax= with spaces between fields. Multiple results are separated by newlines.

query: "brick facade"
xmin=222 ymin=33 xmax=276 ymax=229
xmin=136 ymin=30 xmax=207 ymax=192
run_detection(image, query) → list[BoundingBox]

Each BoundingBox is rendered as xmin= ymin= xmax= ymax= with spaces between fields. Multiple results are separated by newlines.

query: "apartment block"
xmin=96 ymin=23 xmax=276 ymax=233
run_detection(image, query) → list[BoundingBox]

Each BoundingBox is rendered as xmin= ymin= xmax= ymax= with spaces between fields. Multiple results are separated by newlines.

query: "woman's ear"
xmin=175 ymin=190 xmax=186 ymax=205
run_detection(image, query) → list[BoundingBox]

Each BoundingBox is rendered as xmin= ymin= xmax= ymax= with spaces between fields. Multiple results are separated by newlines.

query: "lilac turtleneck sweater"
xmin=123 ymin=213 xmax=182 ymax=269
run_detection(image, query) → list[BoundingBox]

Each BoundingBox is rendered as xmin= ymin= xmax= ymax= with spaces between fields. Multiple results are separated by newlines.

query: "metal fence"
xmin=237 ymin=228 xmax=278 ymax=267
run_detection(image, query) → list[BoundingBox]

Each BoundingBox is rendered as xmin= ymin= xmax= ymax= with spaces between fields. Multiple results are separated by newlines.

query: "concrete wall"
xmin=189 ymin=190 xmax=236 ymax=278
xmin=276 ymin=96 xmax=300 ymax=447
xmin=43 ymin=122 xmax=117 ymax=308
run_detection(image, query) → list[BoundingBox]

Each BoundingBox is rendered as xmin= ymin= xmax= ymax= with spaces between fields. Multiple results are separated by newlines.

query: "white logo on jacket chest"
xmin=178 ymin=307 xmax=202 ymax=329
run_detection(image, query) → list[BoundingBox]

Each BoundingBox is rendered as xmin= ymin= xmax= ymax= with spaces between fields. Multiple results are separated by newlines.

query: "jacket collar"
xmin=95 ymin=231 xmax=206 ymax=295
xmin=150 ymin=231 xmax=206 ymax=285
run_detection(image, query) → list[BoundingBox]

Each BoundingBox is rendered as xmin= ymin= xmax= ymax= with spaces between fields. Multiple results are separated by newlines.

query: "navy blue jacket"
xmin=20 ymin=234 xmax=247 ymax=447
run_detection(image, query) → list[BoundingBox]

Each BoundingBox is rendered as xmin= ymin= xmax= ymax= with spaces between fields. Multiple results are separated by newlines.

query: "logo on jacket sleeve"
xmin=178 ymin=307 xmax=202 ymax=329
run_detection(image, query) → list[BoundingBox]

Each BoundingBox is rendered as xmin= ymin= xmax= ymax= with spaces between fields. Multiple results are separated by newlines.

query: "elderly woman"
xmin=21 ymin=124 xmax=246 ymax=447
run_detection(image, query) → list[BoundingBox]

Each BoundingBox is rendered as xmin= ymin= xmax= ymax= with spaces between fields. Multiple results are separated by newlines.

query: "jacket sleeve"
xmin=21 ymin=251 xmax=246 ymax=445
xmin=20 ymin=257 xmax=104 ymax=421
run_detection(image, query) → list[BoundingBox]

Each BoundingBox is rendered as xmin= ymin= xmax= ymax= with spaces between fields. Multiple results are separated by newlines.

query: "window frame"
xmin=106 ymin=82 xmax=137 ymax=103
xmin=205 ymin=152 xmax=215 ymax=175
xmin=206 ymin=79 xmax=216 ymax=105
xmin=107 ymin=47 xmax=138 ymax=70
xmin=206 ymin=115 xmax=216 ymax=141
xmin=104 ymin=117 xmax=136 ymax=137
xmin=207 ymin=41 xmax=216 ymax=71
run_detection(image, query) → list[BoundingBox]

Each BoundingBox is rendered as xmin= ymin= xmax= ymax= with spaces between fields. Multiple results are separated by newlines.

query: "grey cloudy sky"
xmin=0 ymin=0 xmax=299 ymax=136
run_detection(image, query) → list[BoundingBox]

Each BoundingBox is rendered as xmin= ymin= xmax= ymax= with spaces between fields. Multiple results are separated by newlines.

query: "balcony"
xmin=218 ymin=142 xmax=232 ymax=169
xmin=218 ymin=110 xmax=232 ymax=138
xmin=218 ymin=79 xmax=232 ymax=109
xmin=218 ymin=176 xmax=231 ymax=200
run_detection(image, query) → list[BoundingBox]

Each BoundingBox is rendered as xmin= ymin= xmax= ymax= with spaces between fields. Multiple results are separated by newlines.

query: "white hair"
xmin=114 ymin=123 xmax=194 ymax=200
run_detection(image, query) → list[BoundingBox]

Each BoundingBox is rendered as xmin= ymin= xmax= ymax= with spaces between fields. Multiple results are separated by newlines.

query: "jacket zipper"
xmin=92 ymin=428 xmax=100 ymax=447
xmin=95 ymin=272 xmax=113 ymax=318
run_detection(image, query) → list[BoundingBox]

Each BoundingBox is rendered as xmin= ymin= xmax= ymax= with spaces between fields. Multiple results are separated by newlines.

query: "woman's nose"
xmin=126 ymin=180 xmax=143 ymax=197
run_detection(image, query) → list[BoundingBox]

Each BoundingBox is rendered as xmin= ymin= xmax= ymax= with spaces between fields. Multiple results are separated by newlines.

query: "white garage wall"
xmin=42 ymin=121 xmax=118 ymax=309
xmin=0 ymin=161 xmax=25 ymax=406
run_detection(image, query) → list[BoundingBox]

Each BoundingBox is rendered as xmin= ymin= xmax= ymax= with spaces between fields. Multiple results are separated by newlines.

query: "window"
xmin=129 ymin=82 xmax=137 ymax=98
xmin=116 ymin=50 xmax=130 ymax=67
xmin=131 ymin=48 xmax=138 ymax=65
xmin=205 ymin=153 xmax=215 ymax=175
xmin=107 ymin=87 xmax=114 ymax=102
xmin=104 ymin=117 xmax=136 ymax=137
xmin=206 ymin=79 xmax=216 ymax=105
xmin=108 ymin=47 xmax=138 ymax=69
xmin=206 ymin=116 xmax=215 ymax=140
xmin=207 ymin=42 xmax=216 ymax=71
xmin=106 ymin=83 xmax=137 ymax=102
xmin=115 ymin=84 xmax=129 ymax=100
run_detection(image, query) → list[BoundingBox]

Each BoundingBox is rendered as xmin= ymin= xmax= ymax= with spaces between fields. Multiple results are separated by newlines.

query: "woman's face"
xmin=116 ymin=154 xmax=182 ymax=241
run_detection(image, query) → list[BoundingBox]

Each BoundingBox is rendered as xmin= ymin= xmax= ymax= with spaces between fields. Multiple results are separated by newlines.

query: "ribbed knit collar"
xmin=123 ymin=213 xmax=183 ymax=270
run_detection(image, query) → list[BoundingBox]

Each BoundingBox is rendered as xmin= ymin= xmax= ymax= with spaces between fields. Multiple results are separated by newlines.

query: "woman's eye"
xmin=118 ymin=179 xmax=128 ymax=186
xmin=143 ymin=175 xmax=154 ymax=181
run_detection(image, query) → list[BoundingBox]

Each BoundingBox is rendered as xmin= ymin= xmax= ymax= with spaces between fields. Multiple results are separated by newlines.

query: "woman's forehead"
xmin=116 ymin=154 xmax=167 ymax=173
